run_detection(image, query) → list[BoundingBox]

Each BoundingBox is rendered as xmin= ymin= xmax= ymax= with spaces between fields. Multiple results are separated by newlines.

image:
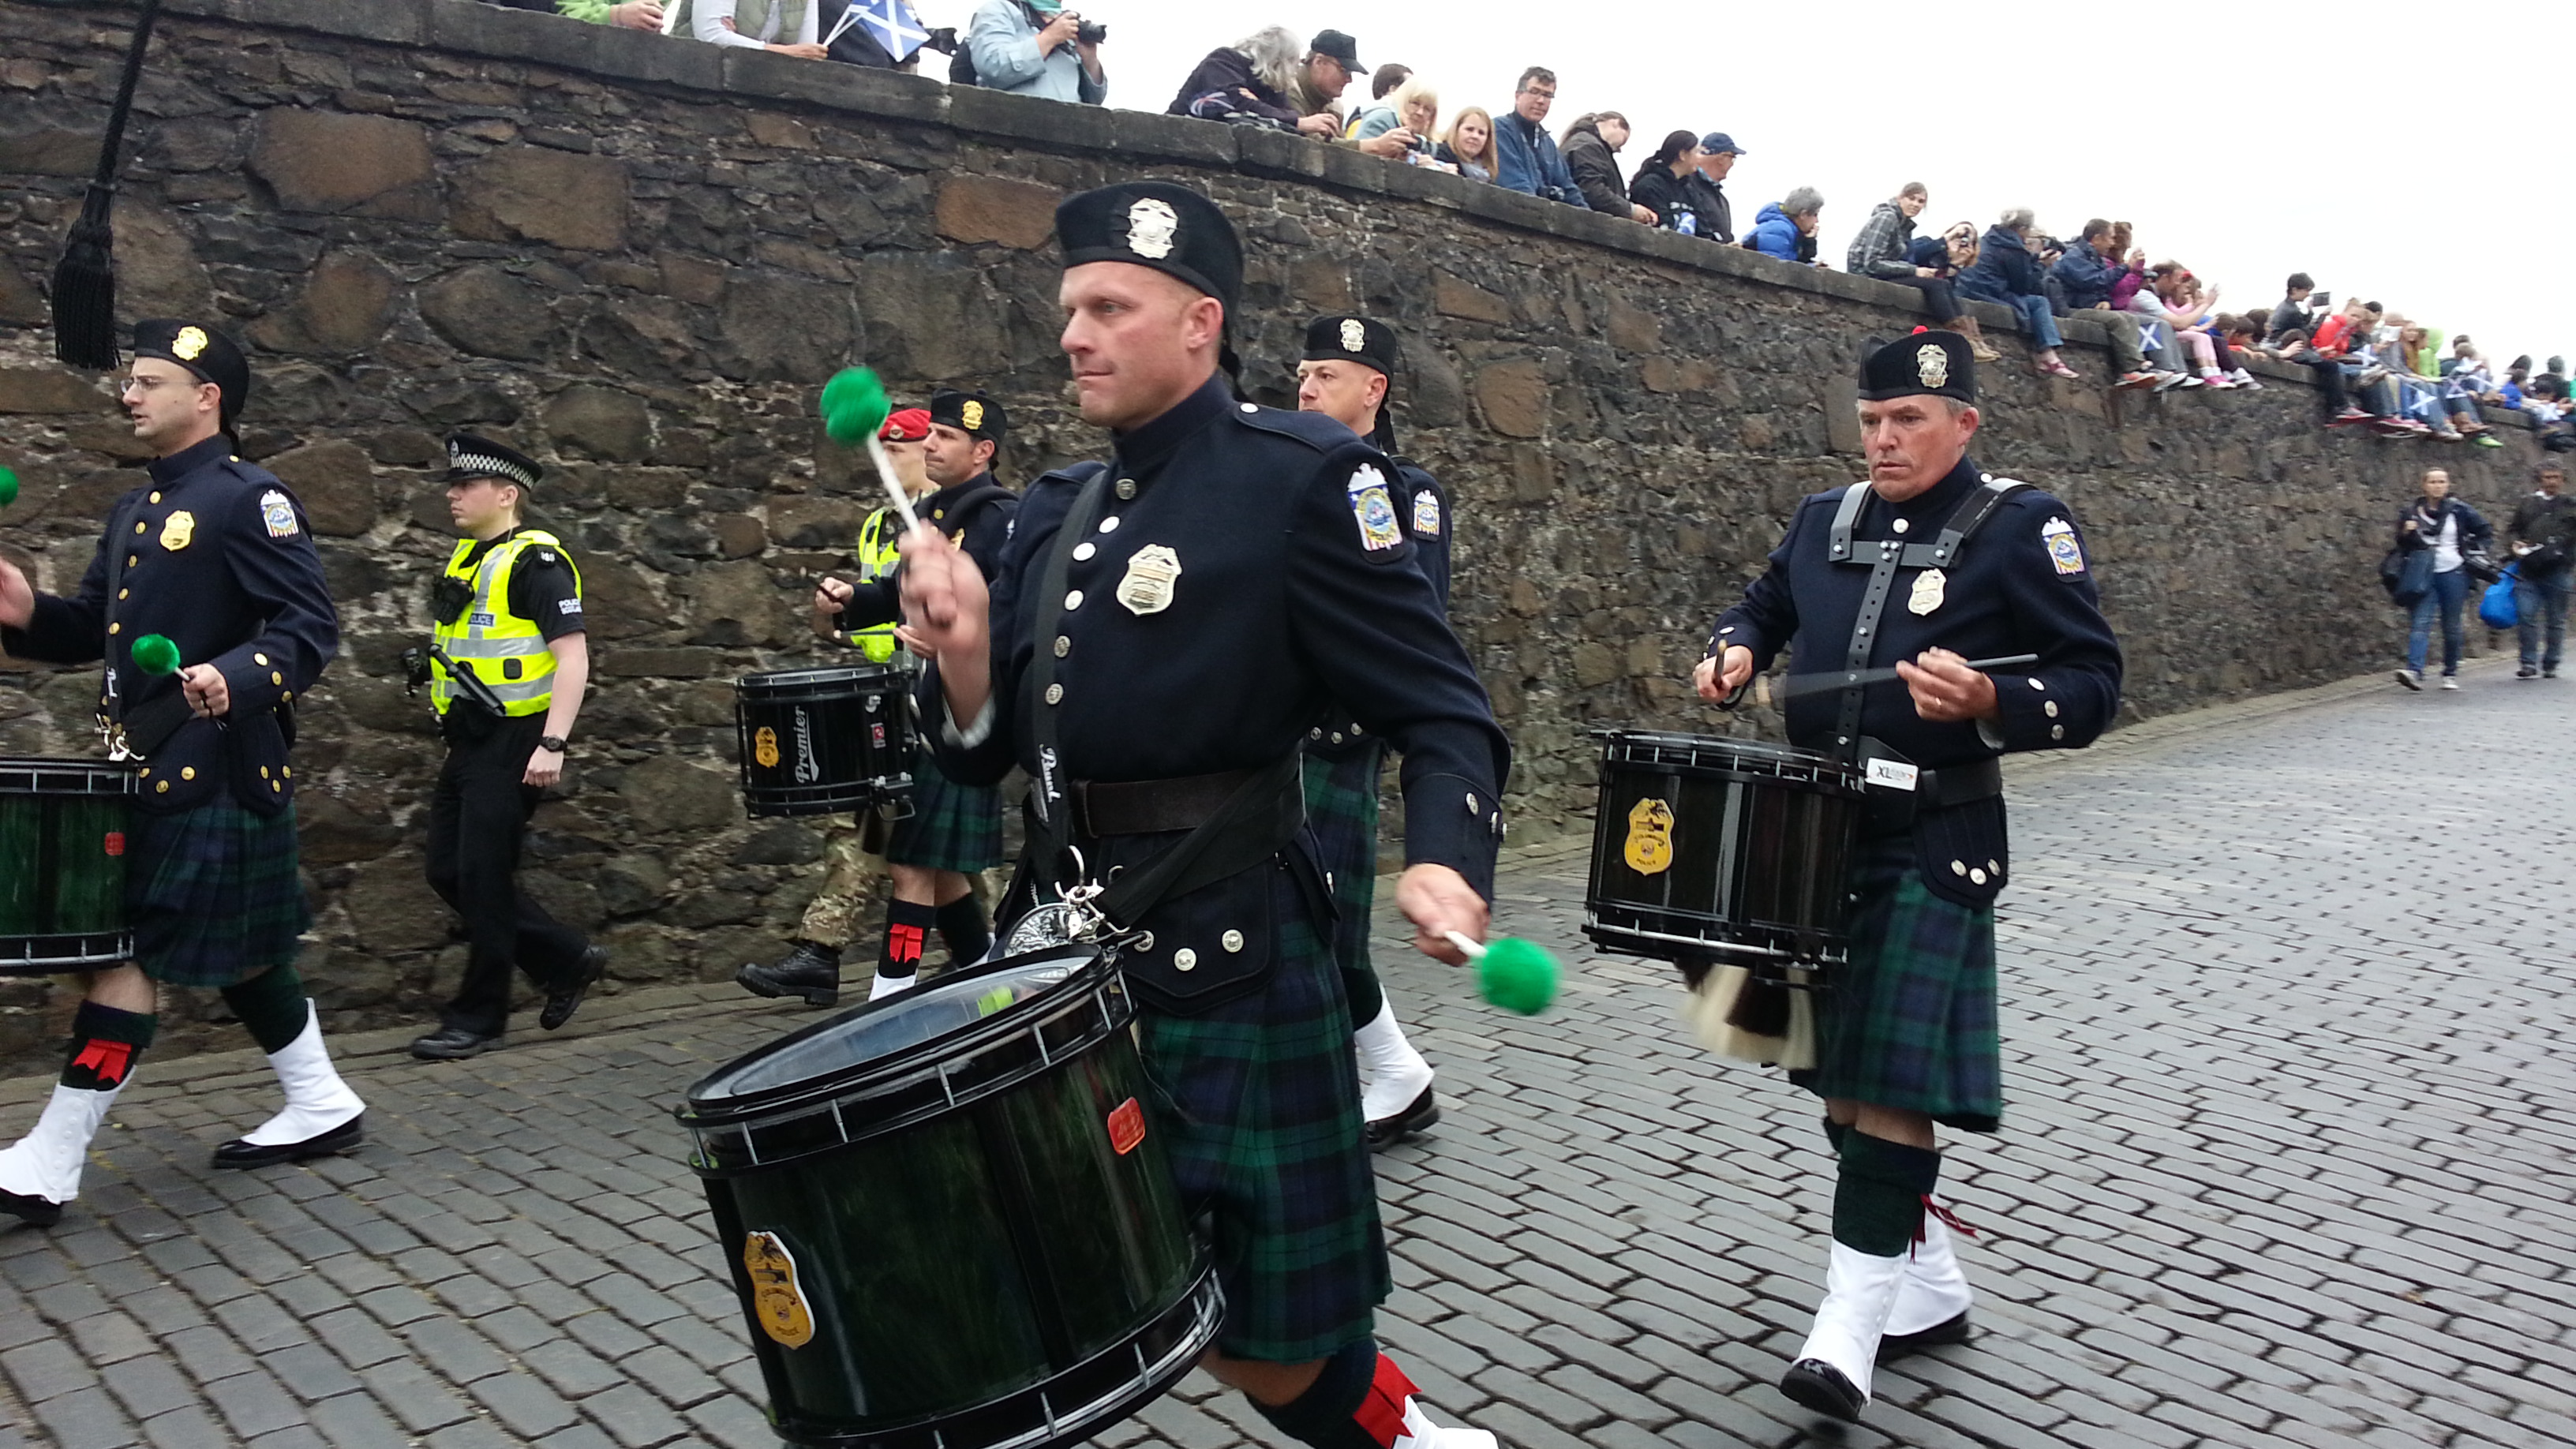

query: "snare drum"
xmin=1583 ymin=730 xmax=1863 ymax=968
xmin=678 ymin=946 xmax=1220 ymax=1449
xmin=0 ymin=758 xmax=137 ymax=975
xmin=735 ymin=665 xmax=915 ymax=818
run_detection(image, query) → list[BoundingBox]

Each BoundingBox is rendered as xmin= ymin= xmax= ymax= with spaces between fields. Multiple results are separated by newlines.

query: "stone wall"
xmin=0 ymin=0 xmax=2554 ymax=1070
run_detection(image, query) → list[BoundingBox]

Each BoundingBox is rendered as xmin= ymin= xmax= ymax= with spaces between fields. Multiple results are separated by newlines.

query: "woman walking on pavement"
xmin=2395 ymin=467 xmax=2492 ymax=691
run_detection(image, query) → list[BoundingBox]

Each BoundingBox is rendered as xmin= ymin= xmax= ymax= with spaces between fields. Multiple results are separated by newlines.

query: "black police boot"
xmin=738 ymin=942 xmax=842 ymax=1008
xmin=541 ymin=945 xmax=609 ymax=1032
xmin=409 ymin=1026 xmax=501 ymax=1061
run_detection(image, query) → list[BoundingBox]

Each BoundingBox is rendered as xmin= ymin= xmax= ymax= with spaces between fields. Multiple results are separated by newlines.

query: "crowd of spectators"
xmin=481 ymin=1 xmax=2564 ymax=444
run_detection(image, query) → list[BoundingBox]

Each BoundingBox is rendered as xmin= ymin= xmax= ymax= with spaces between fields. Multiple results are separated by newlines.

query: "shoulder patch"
xmin=1411 ymin=489 xmax=1443 ymax=538
xmin=259 ymin=489 xmax=299 ymax=539
xmin=1346 ymin=466 xmax=1405 ymax=552
xmin=2041 ymin=515 xmax=2086 ymax=576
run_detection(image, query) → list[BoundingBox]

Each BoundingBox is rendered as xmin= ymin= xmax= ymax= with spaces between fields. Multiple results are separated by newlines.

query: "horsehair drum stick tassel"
xmin=818 ymin=366 xmax=917 ymax=530
xmin=51 ymin=0 xmax=166 ymax=370
xmin=1443 ymin=931 xmax=1560 ymax=1017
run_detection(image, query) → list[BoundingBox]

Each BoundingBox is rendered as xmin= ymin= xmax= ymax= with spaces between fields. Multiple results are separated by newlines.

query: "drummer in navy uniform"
xmin=0 ymin=320 xmax=365 ymax=1227
xmin=1694 ymin=331 xmax=2122 ymax=1423
xmin=406 ymin=434 xmax=608 ymax=1061
xmin=1295 ymin=313 xmax=1451 ymax=1148
xmin=900 ymin=183 xmax=1511 ymax=1449
xmin=742 ymin=389 xmax=1018 ymax=1005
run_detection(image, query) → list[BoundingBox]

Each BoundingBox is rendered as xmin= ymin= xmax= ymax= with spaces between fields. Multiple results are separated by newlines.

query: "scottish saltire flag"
xmin=854 ymin=0 xmax=927 ymax=59
xmin=2136 ymin=319 xmax=2166 ymax=354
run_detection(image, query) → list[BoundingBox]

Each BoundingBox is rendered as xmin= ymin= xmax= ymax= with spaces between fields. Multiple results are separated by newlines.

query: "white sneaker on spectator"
xmin=2154 ymin=371 xmax=2193 ymax=392
xmin=2114 ymin=370 xmax=2159 ymax=390
xmin=2395 ymin=669 xmax=2422 ymax=691
xmin=2231 ymin=368 xmax=2264 ymax=389
xmin=2441 ymin=676 xmax=2460 ymax=690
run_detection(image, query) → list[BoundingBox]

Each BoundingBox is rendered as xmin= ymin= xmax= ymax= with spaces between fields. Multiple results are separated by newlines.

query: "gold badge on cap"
xmin=742 ymin=1232 xmax=816 ymax=1350
xmin=1623 ymin=796 xmax=1676 ymax=874
xmin=1339 ymin=318 xmax=1367 ymax=353
xmin=1125 ymin=197 xmax=1179 ymax=260
xmin=960 ymin=399 xmax=984 ymax=431
xmin=1908 ymin=566 xmax=1947 ymax=616
xmin=159 ymin=511 xmax=197 ymax=552
xmin=1915 ymin=343 xmax=1949 ymax=390
xmin=1114 ymin=544 xmax=1183 ymax=616
xmin=171 ymin=326 xmax=209 ymax=362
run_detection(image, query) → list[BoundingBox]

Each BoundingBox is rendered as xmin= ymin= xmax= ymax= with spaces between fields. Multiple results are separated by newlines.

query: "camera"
xmin=1076 ymin=18 xmax=1106 ymax=43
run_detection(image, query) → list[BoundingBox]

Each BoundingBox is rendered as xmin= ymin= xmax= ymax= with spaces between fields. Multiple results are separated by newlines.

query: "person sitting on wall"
xmin=669 ymin=0 xmax=828 ymax=58
xmin=1744 ymin=187 xmax=1825 ymax=266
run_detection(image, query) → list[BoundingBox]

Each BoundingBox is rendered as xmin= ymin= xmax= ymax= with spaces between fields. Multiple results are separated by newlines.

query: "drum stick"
xmin=1773 ymin=653 xmax=2039 ymax=702
xmin=863 ymin=433 xmax=920 ymax=534
xmin=1443 ymin=931 xmax=1559 ymax=1015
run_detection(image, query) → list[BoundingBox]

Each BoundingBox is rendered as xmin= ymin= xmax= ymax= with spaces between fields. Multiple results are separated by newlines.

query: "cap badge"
xmin=1915 ymin=343 xmax=1949 ymax=390
xmin=1124 ymin=197 xmax=1179 ymax=260
xmin=960 ymin=399 xmax=984 ymax=431
xmin=1339 ymin=318 xmax=1367 ymax=354
xmin=171 ymin=327 xmax=209 ymax=362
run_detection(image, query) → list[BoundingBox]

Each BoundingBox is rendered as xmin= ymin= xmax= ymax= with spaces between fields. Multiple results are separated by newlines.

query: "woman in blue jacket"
xmin=1953 ymin=208 xmax=2076 ymax=378
xmin=2394 ymin=469 xmax=2494 ymax=690
xmin=1745 ymin=189 xmax=1823 ymax=265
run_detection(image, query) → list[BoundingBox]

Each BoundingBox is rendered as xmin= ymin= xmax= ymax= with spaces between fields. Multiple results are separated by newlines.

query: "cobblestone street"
xmin=3 ymin=660 xmax=2572 ymax=1449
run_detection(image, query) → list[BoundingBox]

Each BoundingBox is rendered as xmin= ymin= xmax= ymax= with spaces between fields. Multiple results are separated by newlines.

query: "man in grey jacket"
xmin=968 ymin=0 xmax=1104 ymax=104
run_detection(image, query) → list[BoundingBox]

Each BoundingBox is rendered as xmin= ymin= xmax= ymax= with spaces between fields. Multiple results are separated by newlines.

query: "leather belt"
xmin=1069 ymin=769 xmax=1260 ymax=837
xmin=1911 ymin=755 xmax=2001 ymax=809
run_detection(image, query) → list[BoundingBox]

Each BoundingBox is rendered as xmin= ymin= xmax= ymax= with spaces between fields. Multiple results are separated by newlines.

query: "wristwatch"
xmin=538 ymin=736 xmax=568 ymax=754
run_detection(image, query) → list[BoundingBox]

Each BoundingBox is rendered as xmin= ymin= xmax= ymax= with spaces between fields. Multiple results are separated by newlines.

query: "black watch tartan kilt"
xmin=884 ymin=746 xmax=1005 ymax=875
xmin=1789 ymin=834 xmax=2005 ymax=1133
xmin=1301 ymin=745 xmax=1385 ymax=1017
xmin=127 ymin=803 xmax=311 ymax=989
xmin=1131 ymin=866 xmax=1388 ymax=1364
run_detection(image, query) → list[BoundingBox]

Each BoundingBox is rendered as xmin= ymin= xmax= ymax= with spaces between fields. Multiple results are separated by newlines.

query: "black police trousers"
xmin=426 ymin=712 xmax=588 ymax=1036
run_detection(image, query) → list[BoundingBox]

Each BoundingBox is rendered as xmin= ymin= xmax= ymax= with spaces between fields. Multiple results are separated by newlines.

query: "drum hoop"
xmin=736 ymin=665 xmax=913 ymax=695
xmin=677 ymin=949 xmax=1127 ymax=1162
xmin=1590 ymin=730 xmax=1865 ymax=793
xmin=0 ymin=758 xmax=139 ymax=796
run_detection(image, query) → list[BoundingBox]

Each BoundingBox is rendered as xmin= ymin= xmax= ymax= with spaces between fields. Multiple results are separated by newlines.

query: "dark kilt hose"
xmin=128 ymin=804 xmax=311 ymax=988
xmin=882 ymin=746 xmax=1005 ymax=876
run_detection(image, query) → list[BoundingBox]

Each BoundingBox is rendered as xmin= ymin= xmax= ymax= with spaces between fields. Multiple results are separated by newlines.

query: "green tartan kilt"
xmin=1132 ymin=878 xmax=1388 ymax=1364
xmin=128 ymin=803 xmax=310 ymax=989
xmin=1300 ymin=746 xmax=1383 ymax=1013
xmin=1789 ymin=835 xmax=2004 ymax=1133
xmin=885 ymin=747 xmax=1004 ymax=874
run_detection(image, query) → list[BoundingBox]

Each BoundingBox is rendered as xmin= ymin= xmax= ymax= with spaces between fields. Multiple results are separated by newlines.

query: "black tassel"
xmin=1725 ymin=976 xmax=1794 ymax=1039
xmin=50 ymin=0 xmax=163 ymax=371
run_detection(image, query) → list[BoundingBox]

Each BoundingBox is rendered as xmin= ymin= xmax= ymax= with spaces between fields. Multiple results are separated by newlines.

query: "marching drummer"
xmin=0 ymin=319 xmax=365 ymax=1227
xmin=739 ymin=391 xmax=1018 ymax=1006
xmin=1295 ymin=313 xmax=1450 ymax=1148
xmin=902 ymin=182 xmax=1511 ymax=1449
xmin=1694 ymin=331 xmax=2123 ymax=1422
xmin=406 ymin=434 xmax=607 ymax=1061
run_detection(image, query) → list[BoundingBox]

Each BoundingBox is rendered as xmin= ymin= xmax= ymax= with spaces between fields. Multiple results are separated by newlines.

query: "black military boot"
xmin=738 ymin=942 xmax=842 ymax=1007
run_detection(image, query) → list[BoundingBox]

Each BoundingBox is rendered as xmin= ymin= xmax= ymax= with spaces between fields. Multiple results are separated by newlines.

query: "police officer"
xmin=406 ymin=434 xmax=606 ymax=1060
xmin=902 ymin=182 xmax=1507 ymax=1449
xmin=743 ymin=408 xmax=933 ymax=994
xmin=0 ymin=320 xmax=363 ymax=1226
xmin=1295 ymin=313 xmax=1450 ymax=1147
xmin=1694 ymin=331 xmax=2122 ymax=1422
xmin=741 ymin=391 xmax=1017 ymax=1005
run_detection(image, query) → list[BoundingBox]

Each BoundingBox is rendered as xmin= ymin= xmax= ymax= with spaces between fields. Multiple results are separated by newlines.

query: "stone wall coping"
xmin=24 ymin=0 xmax=2507 ymax=421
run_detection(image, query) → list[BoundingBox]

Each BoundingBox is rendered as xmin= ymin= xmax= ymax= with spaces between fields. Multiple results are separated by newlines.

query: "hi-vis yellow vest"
xmin=432 ymin=530 xmax=580 ymax=717
xmin=848 ymin=506 xmax=904 ymax=664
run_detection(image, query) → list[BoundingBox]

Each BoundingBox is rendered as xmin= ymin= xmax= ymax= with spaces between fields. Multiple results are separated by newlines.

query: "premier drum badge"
xmin=754 ymin=726 xmax=781 ymax=769
xmin=1908 ymin=567 xmax=1946 ymax=616
xmin=743 ymin=1231 xmax=816 ymax=1349
xmin=1623 ymin=796 xmax=1676 ymax=874
xmin=1115 ymin=545 xmax=1182 ymax=616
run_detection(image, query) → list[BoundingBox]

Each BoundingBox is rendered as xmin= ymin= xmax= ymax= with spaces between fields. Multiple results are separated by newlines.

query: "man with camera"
xmin=967 ymin=0 xmax=1105 ymax=104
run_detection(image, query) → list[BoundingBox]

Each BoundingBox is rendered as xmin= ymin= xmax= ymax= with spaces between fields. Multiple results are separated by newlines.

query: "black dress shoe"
xmin=1779 ymin=1358 xmax=1866 ymax=1422
xmin=0 ymin=1188 xmax=64 ymax=1229
xmin=541 ymin=945 xmax=609 ymax=1032
xmin=410 ymin=1025 xmax=501 ymax=1061
xmin=737 ymin=942 xmax=842 ymax=1007
xmin=1877 ymin=1310 xmax=1973 ymax=1362
xmin=1365 ymin=1085 xmax=1441 ymax=1149
xmin=210 ymin=1114 xmax=365 ymax=1170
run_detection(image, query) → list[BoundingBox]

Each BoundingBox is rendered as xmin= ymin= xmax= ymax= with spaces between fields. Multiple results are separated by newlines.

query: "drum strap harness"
xmin=1012 ymin=466 xmax=1305 ymax=947
xmin=92 ymin=489 xmax=197 ymax=763
xmin=1825 ymin=477 xmax=2025 ymax=818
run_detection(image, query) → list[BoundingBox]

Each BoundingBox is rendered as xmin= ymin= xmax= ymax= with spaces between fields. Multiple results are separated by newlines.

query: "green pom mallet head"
xmin=130 ymin=633 xmax=181 ymax=676
xmin=819 ymin=366 xmax=892 ymax=447
xmin=1446 ymin=931 xmax=1559 ymax=1016
xmin=0 ymin=467 xmax=18 ymax=509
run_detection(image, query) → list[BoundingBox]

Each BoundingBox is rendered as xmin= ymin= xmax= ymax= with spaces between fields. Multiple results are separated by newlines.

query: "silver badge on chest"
xmin=1115 ymin=544 xmax=1182 ymax=616
xmin=1908 ymin=567 xmax=1947 ymax=616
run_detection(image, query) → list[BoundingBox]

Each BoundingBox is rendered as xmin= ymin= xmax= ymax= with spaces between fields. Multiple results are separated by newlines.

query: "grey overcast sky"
xmin=915 ymin=0 xmax=2572 ymax=372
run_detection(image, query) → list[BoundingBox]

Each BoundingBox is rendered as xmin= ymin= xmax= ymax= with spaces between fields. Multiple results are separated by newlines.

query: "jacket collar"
xmin=146 ymin=433 xmax=231 ymax=487
xmin=1110 ymin=372 xmax=1234 ymax=479
xmin=923 ymin=471 xmax=998 ymax=526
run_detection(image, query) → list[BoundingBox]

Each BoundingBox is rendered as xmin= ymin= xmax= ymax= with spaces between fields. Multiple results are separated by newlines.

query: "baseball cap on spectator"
xmin=1310 ymin=29 xmax=1368 ymax=73
xmin=880 ymin=408 xmax=930 ymax=442
xmin=1698 ymin=132 xmax=1745 ymax=155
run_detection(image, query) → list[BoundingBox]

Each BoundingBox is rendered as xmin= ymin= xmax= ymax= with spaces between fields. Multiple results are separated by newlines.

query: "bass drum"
xmin=678 ymin=946 xmax=1220 ymax=1449
xmin=0 ymin=758 xmax=135 ymax=975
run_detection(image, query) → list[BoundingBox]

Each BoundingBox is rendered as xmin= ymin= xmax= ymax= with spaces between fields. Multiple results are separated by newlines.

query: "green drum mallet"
xmin=819 ymin=366 xmax=919 ymax=532
xmin=1443 ymin=930 xmax=1560 ymax=1016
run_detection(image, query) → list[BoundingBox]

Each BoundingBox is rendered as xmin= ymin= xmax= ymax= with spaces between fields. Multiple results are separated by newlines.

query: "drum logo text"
xmin=1106 ymin=1098 xmax=1147 ymax=1155
xmin=792 ymin=709 xmax=820 ymax=784
xmin=1623 ymin=797 xmax=1676 ymax=874
xmin=743 ymin=1231 xmax=817 ymax=1349
xmin=754 ymin=727 xmax=781 ymax=770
